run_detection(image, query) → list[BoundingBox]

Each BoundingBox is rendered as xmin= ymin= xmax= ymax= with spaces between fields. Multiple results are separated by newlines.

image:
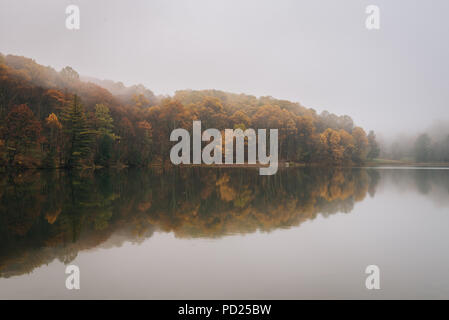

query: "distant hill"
xmin=81 ymin=76 xmax=159 ymax=107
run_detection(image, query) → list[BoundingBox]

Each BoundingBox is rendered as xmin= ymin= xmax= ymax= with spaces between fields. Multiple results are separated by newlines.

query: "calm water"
xmin=0 ymin=167 xmax=449 ymax=299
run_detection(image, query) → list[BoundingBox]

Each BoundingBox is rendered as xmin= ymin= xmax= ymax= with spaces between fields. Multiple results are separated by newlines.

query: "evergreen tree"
xmin=93 ymin=104 xmax=117 ymax=166
xmin=60 ymin=95 xmax=93 ymax=168
xmin=367 ymin=130 xmax=380 ymax=160
xmin=414 ymin=133 xmax=431 ymax=162
xmin=94 ymin=104 xmax=115 ymax=137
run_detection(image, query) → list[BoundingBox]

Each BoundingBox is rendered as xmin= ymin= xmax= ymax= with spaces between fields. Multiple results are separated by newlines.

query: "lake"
xmin=1 ymin=167 xmax=449 ymax=299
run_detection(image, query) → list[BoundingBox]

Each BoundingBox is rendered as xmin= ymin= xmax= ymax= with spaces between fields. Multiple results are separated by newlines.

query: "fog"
xmin=1 ymin=0 xmax=448 ymax=137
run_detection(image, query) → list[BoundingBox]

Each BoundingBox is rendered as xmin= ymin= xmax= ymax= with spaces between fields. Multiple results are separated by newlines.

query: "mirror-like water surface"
xmin=0 ymin=167 xmax=448 ymax=299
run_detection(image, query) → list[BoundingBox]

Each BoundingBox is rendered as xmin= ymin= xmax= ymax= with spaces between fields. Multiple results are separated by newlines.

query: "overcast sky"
xmin=1 ymin=0 xmax=448 ymax=136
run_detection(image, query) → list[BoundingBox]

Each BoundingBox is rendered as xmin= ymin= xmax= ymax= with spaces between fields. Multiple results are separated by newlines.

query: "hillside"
xmin=0 ymin=53 xmax=379 ymax=168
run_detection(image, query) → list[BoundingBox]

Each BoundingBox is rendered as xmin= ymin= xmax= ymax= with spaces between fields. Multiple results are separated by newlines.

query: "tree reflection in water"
xmin=0 ymin=167 xmax=380 ymax=278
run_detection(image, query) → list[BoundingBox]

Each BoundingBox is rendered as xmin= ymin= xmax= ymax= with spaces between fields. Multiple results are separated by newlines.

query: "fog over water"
xmin=1 ymin=0 xmax=448 ymax=137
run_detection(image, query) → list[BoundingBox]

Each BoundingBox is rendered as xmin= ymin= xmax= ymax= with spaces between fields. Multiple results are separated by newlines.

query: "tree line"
xmin=382 ymin=132 xmax=449 ymax=163
xmin=0 ymin=54 xmax=380 ymax=168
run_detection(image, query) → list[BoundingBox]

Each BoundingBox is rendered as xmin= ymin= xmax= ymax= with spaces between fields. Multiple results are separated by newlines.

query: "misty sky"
xmin=1 ymin=0 xmax=448 ymax=136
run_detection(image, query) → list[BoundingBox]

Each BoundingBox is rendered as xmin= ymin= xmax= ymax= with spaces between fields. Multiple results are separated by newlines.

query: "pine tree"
xmin=60 ymin=95 xmax=93 ymax=168
xmin=93 ymin=104 xmax=117 ymax=166
xmin=414 ymin=133 xmax=431 ymax=163
xmin=367 ymin=130 xmax=380 ymax=160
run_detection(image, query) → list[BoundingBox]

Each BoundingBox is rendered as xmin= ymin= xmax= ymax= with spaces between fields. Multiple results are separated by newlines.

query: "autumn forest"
xmin=0 ymin=53 xmax=383 ymax=169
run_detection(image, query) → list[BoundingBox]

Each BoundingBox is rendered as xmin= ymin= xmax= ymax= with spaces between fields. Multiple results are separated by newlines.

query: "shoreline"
xmin=1 ymin=160 xmax=449 ymax=171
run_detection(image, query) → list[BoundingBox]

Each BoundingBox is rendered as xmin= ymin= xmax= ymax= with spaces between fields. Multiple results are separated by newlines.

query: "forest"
xmin=0 ymin=53 xmax=381 ymax=169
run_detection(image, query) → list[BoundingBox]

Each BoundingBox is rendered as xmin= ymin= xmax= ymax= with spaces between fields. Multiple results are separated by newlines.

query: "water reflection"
xmin=0 ymin=167 xmax=382 ymax=278
xmin=378 ymin=167 xmax=449 ymax=206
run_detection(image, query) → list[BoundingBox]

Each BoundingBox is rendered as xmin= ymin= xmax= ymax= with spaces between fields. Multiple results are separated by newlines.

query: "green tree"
xmin=94 ymin=104 xmax=117 ymax=166
xmin=60 ymin=95 xmax=93 ymax=168
xmin=414 ymin=133 xmax=431 ymax=162
xmin=441 ymin=135 xmax=449 ymax=162
xmin=367 ymin=130 xmax=380 ymax=160
xmin=94 ymin=104 xmax=115 ymax=137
